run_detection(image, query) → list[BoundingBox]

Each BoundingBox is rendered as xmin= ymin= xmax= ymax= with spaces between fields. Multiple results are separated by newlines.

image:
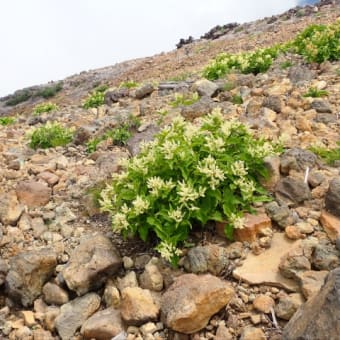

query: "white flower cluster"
xmin=147 ymin=176 xmax=175 ymax=197
xmin=231 ymin=160 xmax=248 ymax=177
xmin=132 ymin=196 xmax=149 ymax=215
xmin=112 ymin=212 xmax=129 ymax=232
xmin=229 ymin=213 xmax=245 ymax=230
xmin=197 ymin=155 xmax=225 ymax=190
xmin=177 ymin=180 xmax=206 ymax=204
xmin=247 ymin=142 xmax=274 ymax=158
xmin=205 ymin=134 xmax=225 ymax=153
xmin=168 ymin=208 xmax=184 ymax=223
xmin=235 ymin=178 xmax=256 ymax=200
xmin=156 ymin=241 xmax=182 ymax=262
xmin=160 ymin=140 xmax=179 ymax=160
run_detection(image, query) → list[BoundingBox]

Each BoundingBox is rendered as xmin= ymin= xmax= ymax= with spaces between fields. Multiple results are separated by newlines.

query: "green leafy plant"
xmin=100 ymin=109 xmax=280 ymax=264
xmin=223 ymin=81 xmax=236 ymax=91
xmin=86 ymin=115 xmax=140 ymax=153
xmin=0 ymin=116 xmax=16 ymax=126
xmin=33 ymin=102 xmax=59 ymax=115
xmin=94 ymin=84 xmax=109 ymax=93
xmin=38 ymin=82 xmax=63 ymax=99
xmin=280 ymin=61 xmax=293 ymax=69
xmin=291 ymin=20 xmax=340 ymax=63
xmin=170 ymin=92 xmax=200 ymax=107
xmin=119 ymin=80 xmax=139 ymax=89
xmin=231 ymin=95 xmax=243 ymax=105
xmin=310 ymin=142 xmax=340 ymax=165
xmin=203 ymin=45 xmax=281 ymax=80
xmin=303 ymin=87 xmax=328 ymax=98
xmin=83 ymin=91 xmax=105 ymax=109
xmin=29 ymin=122 xmax=74 ymax=149
xmin=5 ymin=89 xmax=32 ymax=106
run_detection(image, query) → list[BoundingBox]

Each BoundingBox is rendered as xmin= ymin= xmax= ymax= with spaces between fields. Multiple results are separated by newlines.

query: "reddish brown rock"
xmin=320 ymin=210 xmax=340 ymax=241
xmin=235 ymin=213 xmax=272 ymax=243
xmin=298 ymin=270 xmax=329 ymax=300
xmin=285 ymin=226 xmax=304 ymax=240
xmin=16 ymin=180 xmax=52 ymax=207
xmin=37 ymin=171 xmax=59 ymax=186
xmin=161 ymin=274 xmax=235 ymax=334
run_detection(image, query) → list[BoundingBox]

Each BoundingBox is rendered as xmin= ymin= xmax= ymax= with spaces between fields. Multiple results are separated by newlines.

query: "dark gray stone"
xmin=62 ymin=234 xmax=122 ymax=296
xmin=6 ymin=249 xmax=57 ymax=306
xmin=325 ymin=177 xmax=340 ymax=217
xmin=280 ymin=148 xmax=318 ymax=174
xmin=282 ymin=267 xmax=340 ymax=340
xmin=183 ymin=245 xmax=229 ymax=275
xmin=288 ymin=66 xmax=315 ymax=84
xmin=127 ymin=125 xmax=160 ymax=156
xmin=134 ymin=84 xmax=154 ymax=99
xmin=311 ymin=99 xmax=332 ymax=113
xmin=265 ymin=201 xmax=294 ymax=228
xmin=275 ymin=177 xmax=311 ymax=205
xmin=55 ymin=293 xmax=101 ymax=340
xmin=104 ymin=88 xmax=129 ymax=105
xmin=181 ymin=96 xmax=216 ymax=120
xmin=315 ymin=113 xmax=337 ymax=124
xmin=312 ymin=243 xmax=340 ymax=271
xmin=263 ymin=95 xmax=283 ymax=113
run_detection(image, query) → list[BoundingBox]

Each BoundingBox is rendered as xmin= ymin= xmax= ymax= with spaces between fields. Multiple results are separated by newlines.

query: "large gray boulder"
xmin=283 ymin=267 xmax=340 ymax=340
xmin=6 ymin=248 xmax=57 ymax=306
xmin=62 ymin=234 xmax=122 ymax=296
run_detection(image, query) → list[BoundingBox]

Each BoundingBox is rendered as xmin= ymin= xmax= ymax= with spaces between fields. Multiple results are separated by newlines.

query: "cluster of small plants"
xmin=0 ymin=116 xmax=16 ymax=126
xmin=291 ymin=20 xmax=340 ymax=63
xmin=33 ymin=102 xmax=59 ymax=115
xmin=29 ymin=122 xmax=74 ymax=149
xmin=203 ymin=45 xmax=281 ymax=80
xmin=94 ymin=84 xmax=109 ymax=93
xmin=280 ymin=60 xmax=293 ymax=69
xmin=303 ymin=87 xmax=328 ymax=98
xmin=5 ymin=83 xmax=63 ymax=106
xmin=202 ymin=20 xmax=339 ymax=81
xmin=100 ymin=109 xmax=281 ymax=264
xmin=231 ymin=95 xmax=243 ymax=105
xmin=83 ymin=90 xmax=105 ymax=109
xmin=310 ymin=142 xmax=340 ymax=166
xmin=86 ymin=115 xmax=140 ymax=153
xmin=5 ymin=89 xmax=32 ymax=106
xmin=119 ymin=80 xmax=139 ymax=89
xmin=170 ymin=92 xmax=200 ymax=107
xmin=38 ymin=82 xmax=63 ymax=99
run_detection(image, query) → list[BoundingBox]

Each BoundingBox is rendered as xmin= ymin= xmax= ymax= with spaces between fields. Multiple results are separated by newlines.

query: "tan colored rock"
xmin=121 ymin=287 xmax=160 ymax=326
xmin=0 ymin=190 xmax=24 ymax=225
xmin=285 ymin=226 xmax=304 ymax=240
xmin=44 ymin=306 xmax=60 ymax=331
xmin=233 ymin=233 xmax=300 ymax=291
xmin=37 ymin=171 xmax=59 ymax=186
xmin=140 ymin=262 xmax=163 ymax=292
xmin=32 ymin=329 xmax=54 ymax=340
xmin=43 ymin=282 xmax=69 ymax=305
xmin=240 ymin=326 xmax=266 ymax=340
xmin=81 ymin=308 xmax=124 ymax=340
xmin=215 ymin=323 xmax=233 ymax=340
xmin=226 ymin=213 xmax=272 ymax=243
xmin=320 ymin=210 xmax=340 ymax=241
xmin=16 ymin=180 xmax=51 ymax=207
xmin=253 ymin=295 xmax=275 ymax=313
xmin=161 ymin=274 xmax=235 ymax=334
xmin=298 ymin=270 xmax=329 ymax=300
xmin=20 ymin=311 xmax=36 ymax=327
xmin=103 ymin=281 xmax=121 ymax=308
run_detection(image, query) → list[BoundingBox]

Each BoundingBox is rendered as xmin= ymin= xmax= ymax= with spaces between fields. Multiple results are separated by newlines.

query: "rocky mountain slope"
xmin=0 ymin=1 xmax=340 ymax=339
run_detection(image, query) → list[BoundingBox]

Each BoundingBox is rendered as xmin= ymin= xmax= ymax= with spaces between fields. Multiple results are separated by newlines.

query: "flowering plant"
xmin=203 ymin=46 xmax=280 ymax=80
xmin=100 ymin=109 xmax=280 ymax=263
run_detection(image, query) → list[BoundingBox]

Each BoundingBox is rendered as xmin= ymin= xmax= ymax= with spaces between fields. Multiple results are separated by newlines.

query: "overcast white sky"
xmin=0 ymin=0 xmax=315 ymax=96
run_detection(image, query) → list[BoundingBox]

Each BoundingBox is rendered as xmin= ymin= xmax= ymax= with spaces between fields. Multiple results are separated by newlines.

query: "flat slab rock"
xmin=233 ymin=233 xmax=300 ymax=292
